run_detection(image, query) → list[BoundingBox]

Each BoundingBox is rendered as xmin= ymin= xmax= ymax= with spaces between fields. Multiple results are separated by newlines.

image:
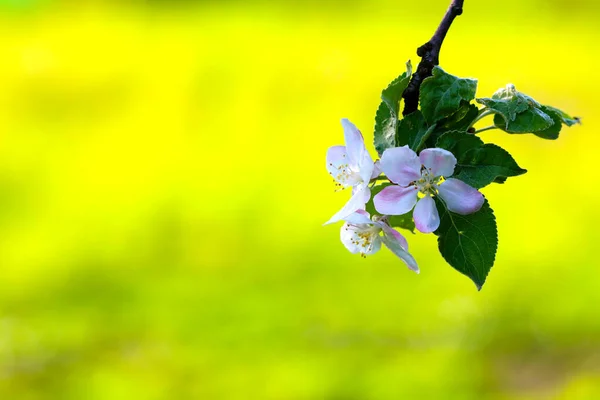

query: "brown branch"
xmin=402 ymin=0 xmax=465 ymax=116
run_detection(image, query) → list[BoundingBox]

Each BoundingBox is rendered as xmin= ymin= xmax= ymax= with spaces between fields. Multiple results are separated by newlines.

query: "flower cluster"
xmin=321 ymin=59 xmax=578 ymax=289
xmin=325 ymin=119 xmax=484 ymax=273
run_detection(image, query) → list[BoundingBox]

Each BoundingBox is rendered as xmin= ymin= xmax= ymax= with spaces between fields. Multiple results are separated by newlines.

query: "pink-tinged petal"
xmin=373 ymin=185 xmax=418 ymax=216
xmin=437 ymin=178 xmax=484 ymax=215
xmin=324 ymin=186 xmax=370 ymax=225
xmin=341 ymin=119 xmax=366 ymax=167
xmin=380 ymin=233 xmax=419 ymax=273
xmin=419 ymin=148 xmax=457 ymax=177
xmin=340 ymin=223 xmax=382 ymax=255
xmin=380 ymin=146 xmax=421 ymax=185
xmin=370 ymin=160 xmax=382 ymax=179
xmin=343 ymin=209 xmax=373 ymax=225
xmin=413 ymin=196 xmax=440 ymax=233
xmin=381 ymin=225 xmax=408 ymax=250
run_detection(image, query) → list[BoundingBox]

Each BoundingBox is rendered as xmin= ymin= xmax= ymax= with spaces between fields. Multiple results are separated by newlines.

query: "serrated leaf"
xmin=374 ymin=103 xmax=396 ymax=155
xmin=534 ymin=105 xmax=581 ymax=140
xmin=481 ymin=84 xmax=562 ymax=134
xmin=477 ymin=97 xmax=529 ymax=122
xmin=420 ymin=67 xmax=478 ymax=125
xmin=453 ymin=144 xmax=527 ymax=189
xmin=374 ymin=61 xmax=413 ymax=155
xmin=435 ymin=198 xmax=497 ymax=290
xmin=534 ymin=105 xmax=563 ymax=140
xmin=543 ymin=105 xmax=580 ymax=126
xmin=436 ymin=130 xmax=484 ymax=154
xmin=438 ymin=102 xmax=480 ymax=131
xmin=437 ymin=131 xmax=526 ymax=188
xmin=395 ymin=110 xmax=435 ymax=152
xmin=425 ymin=103 xmax=480 ymax=147
xmin=477 ymin=84 xmax=532 ymax=122
xmin=382 ymin=60 xmax=413 ymax=112
xmin=493 ymin=108 xmax=554 ymax=133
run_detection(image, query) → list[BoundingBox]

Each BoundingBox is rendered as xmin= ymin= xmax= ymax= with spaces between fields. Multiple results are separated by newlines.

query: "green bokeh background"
xmin=0 ymin=0 xmax=598 ymax=398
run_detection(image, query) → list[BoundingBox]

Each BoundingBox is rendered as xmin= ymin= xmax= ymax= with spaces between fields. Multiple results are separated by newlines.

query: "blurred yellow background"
xmin=0 ymin=0 xmax=598 ymax=398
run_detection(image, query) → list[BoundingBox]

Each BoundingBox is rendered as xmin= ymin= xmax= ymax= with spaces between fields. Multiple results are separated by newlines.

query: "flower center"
xmin=414 ymin=167 xmax=443 ymax=196
xmin=347 ymin=224 xmax=381 ymax=257
xmin=331 ymin=163 xmax=363 ymax=189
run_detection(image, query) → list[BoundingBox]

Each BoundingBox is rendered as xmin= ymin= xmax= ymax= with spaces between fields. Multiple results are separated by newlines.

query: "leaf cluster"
xmin=371 ymin=65 xmax=579 ymax=289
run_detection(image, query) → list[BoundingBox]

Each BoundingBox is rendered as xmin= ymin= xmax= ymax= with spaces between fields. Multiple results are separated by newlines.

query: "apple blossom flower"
xmin=340 ymin=210 xmax=419 ymax=272
xmin=324 ymin=119 xmax=380 ymax=225
xmin=374 ymin=146 xmax=484 ymax=233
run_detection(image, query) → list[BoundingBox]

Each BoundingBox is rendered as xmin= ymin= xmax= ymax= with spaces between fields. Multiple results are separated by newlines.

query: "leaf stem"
xmin=473 ymin=125 xmax=498 ymax=134
xmin=468 ymin=108 xmax=494 ymax=129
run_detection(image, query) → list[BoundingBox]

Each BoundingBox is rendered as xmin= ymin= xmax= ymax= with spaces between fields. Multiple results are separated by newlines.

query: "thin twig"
xmin=402 ymin=0 xmax=465 ymax=116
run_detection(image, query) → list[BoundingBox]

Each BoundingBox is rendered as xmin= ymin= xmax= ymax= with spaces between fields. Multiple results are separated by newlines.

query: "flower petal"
xmin=413 ymin=196 xmax=440 ymax=233
xmin=381 ymin=232 xmax=419 ymax=273
xmin=359 ymin=151 xmax=375 ymax=184
xmin=370 ymin=159 xmax=382 ymax=180
xmin=373 ymin=185 xmax=418 ymax=216
xmin=343 ymin=209 xmax=373 ymax=225
xmin=437 ymin=178 xmax=485 ymax=215
xmin=340 ymin=223 xmax=382 ymax=255
xmin=381 ymin=225 xmax=408 ymax=250
xmin=366 ymin=236 xmax=382 ymax=255
xmin=380 ymin=146 xmax=421 ymax=186
xmin=324 ymin=185 xmax=370 ymax=225
xmin=351 ymin=181 xmax=372 ymax=199
xmin=419 ymin=148 xmax=456 ymax=177
xmin=326 ymin=145 xmax=349 ymax=183
xmin=341 ymin=119 xmax=366 ymax=167
xmin=340 ymin=223 xmax=362 ymax=254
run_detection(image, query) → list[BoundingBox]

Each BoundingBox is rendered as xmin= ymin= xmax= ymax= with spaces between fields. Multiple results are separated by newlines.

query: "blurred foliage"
xmin=0 ymin=0 xmax=599 ymax=399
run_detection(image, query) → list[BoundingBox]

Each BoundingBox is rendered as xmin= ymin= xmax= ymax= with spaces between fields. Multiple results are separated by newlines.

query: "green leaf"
xmin=480 ymin=84 xmax=556 ymax=134
xmin=374 ymin=103 xmax=396 ymax=155
xmin=382 ymin=60 xmax=413 ymax=112
xmin=493 ymin=107 xmax=554 ymax=133
xmin=534 ymin=105 xmax=563 ymax=140
xmin=425 ymin=103 xmax=480 ymax=148
xmin=395 ymin=110 xmax=435 ymax=152
xmin=477 ymin=84 xmax=532 ymax=123
xmin=438 ymin=102 xmax=480 ymax=131
xmin=420 ymin=67 xmax=478 ymax=125
xmin=453 ymin=144 xmax=527 ymax=189
xmin=374 ymin=61 xmax=413 ymax=155
xmin=435 ymin=198 xmax=498 ymax=290
xmin=480 ymin=84 xmax=580 ymax=137
xmin=436 ymin=130 xmax=484 ymax=155
xmin=534 ymin=105 xmax=581 ymax=140
xmin=388 ymin=212 xmax=416 ymax=234
xmin=437 ymin=131 xmax=526 ymax=188
xmin=365 ymin=183 xmax=415 ymax=233
xmin=543 ymin=105 xmax=580 ymax=126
